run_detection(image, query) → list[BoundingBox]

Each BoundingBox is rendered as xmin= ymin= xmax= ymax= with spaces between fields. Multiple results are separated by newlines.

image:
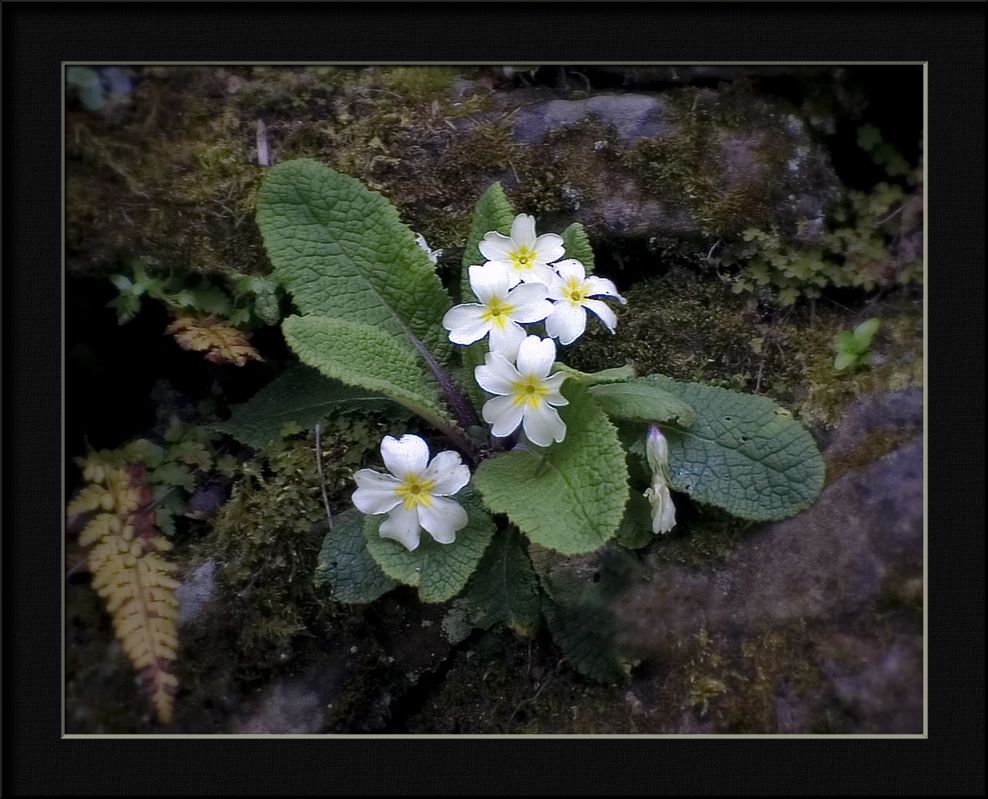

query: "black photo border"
xmin=3 ymin=1 xmax=984 ymax=795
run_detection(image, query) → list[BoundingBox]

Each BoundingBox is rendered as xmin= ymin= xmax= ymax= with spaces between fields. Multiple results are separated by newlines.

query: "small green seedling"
xmin=834 ymin=318 xmax=880 ymax=371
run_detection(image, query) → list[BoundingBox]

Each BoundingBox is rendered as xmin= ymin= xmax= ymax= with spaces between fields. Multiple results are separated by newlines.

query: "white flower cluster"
xmin=352 ymin=214 xmax=628 ymax=552
xmin=442 ymin=214 xmax=626 ymax=448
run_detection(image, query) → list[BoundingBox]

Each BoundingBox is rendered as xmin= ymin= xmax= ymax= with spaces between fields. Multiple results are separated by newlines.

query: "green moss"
xmin=567 ymin=268 xmax=923 ymax=429
xmin=179 ymin=414 xmax=402 ymax=696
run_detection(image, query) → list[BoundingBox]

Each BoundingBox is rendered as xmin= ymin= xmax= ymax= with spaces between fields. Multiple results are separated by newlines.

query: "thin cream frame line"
xmin=60 ymin=61 xmax=928 ymax=740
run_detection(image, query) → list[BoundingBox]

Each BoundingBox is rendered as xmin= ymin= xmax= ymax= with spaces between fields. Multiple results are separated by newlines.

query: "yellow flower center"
xmin=511 ymin=374 xmax=550 ymax=409
xmin=480 ymin=296 xmax=515 ymax=329
xmin=564 ymin=277 xmax=591 ymax=307
xmin=509 ymin=246 xmax=537 ymax=271
xmin=395 ymin=474 xmax=436 ymax=510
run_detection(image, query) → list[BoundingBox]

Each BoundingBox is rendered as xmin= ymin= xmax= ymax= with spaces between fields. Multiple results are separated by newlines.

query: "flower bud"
xmin=643 ymin=425 xmax=676 ymax=535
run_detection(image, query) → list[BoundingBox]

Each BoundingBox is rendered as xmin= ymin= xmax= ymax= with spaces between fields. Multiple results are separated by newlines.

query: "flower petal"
xmin=417 ymin=496 xmax=468 ymax=544
xmin=542 ymin=371 xmax=570 ymax=406
xmin=585 ymin=275 xmax=625 ymax=303
xmin=545 ymin=302 xmax=588 ymax=345
xmin=488 ymin=320 xmax=526 ymax=360
xmin=584 ymin=299 xmax=618 ymax=334
xmin=553 ymin=258 xmax=586 ymax=283
xmin=510 ymin=214 xmax=537 ymax=248
xmin=482 ymin=393 xmax=525 ymax=438
xmin=515 ymin=335 xmax=557 ymax=378
xmin=423 ymin=451 xmax=470 ymax=496
xmin=475 ymin=352 xmax=519 ymax=396
xmin=523 ymin=263 xmax=559 ymax=287
xmin=352 ymin=469 xmax=402 ymax=514
xmin=478 ymin=232 xmax=514 ymax=262
xmin=442 ymin=303 xmax=490 ymax=345
xmin=378 ymin=504 xmax=422 ymax=551
xmin=380 ymin=434 xmax=430 ymax=478
xmin=468 ymin=262 xmax=510 ymax=303
xmin=533 ymin=233 xmax=565 ymax=264
xmin=522 ymin=403 xmax=567 ymax=447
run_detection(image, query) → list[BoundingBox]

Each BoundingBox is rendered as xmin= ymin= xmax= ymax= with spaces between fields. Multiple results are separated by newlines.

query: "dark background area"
xmin=4 ymin=2 xmax=984 ymax=796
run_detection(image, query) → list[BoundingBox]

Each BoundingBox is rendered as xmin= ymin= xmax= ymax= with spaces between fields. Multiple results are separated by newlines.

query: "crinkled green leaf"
xmin=214 ymin=364 xmax=394 ymax=450
xmin=555 ymin=363 xmax=636 ymax=386
xmin=257 ymin=158 xmax=452 ymax=360
xmin=561 ymin=222 xmax=595 ymax=272
xmin=589 ymin=378 xmax=696 ymax=428
xmin=460 ymin=529 xmax=541 ymax=637
xmin=543 ymin=599 xmax=626 ymax=684
xmin=473 ymin=383 xmax=629 ymax=555
xmin=282 ymin=315 xmax=455 ymax=431
xmin=363 ymin=492 xmax=496 ymax=603
xmin=314 ymin=509 xmax=397 ymax=604
xmin=460 ymin=183 xmax=516 ymax=410
xmin=647 ymin=375 xmax=825 ymax=521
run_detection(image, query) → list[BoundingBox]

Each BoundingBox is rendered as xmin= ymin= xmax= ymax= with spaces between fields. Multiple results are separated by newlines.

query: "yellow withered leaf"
xmin=166 ymin=315 xmax=262 ymax=367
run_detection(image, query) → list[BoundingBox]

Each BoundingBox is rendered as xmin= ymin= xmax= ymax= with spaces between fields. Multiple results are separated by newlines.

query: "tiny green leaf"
xmin=853 ymin=317 xmax=880 ymax=344
xmin=561 ymin=222 xmax=595 ymax=272
xmin=833 ymin=350 xmax=858 ymax=371
xmin=363 ymin=493 xmax=496 ymax=603
xmin=314 ymin=510 xmax=397 ymax=604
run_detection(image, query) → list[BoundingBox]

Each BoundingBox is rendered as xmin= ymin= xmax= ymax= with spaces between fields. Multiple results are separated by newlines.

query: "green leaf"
xmin=543 ymin=599 xmax=626 ymax=683
xmin=314 ymin=509 xmax=397 ymax=604
xmin=555 ymin=363 xmax=636 ymax=386
xmin=615 ymin=490 xmax=655 ymax=550
xmin=473 ymin=383 xmax=629 ymax=555
xmin=363 ymin=492 xmax=496 ymax=603
xmin=256 ymin=159 xmax=453 ymax=360
xmin=835 ymin=330 xmax=857 ymax=351
xmin=561 ymin=222 xmax=595 ymax=272
xmin=148 ymin=462 xmax=195 ymax=492
xmin=857 ymin=124 xmax=882 ymax=152
xmin=461 ymin=182 xmax=515 ymax=297
xmin=214 ymin=364 xmax=394 ymax=450
xmin=460 ymin=182 xmax=516 ymax=410
xmin=282 ymin=315 xmax=455 ymax=431
xmin=646 ymin=375 xmax=824 ymax=521
xmin=833 ymin=350 xmax=858 ymax=371
xmin=588 ymin=378 xmax=696 ymax=428
xmin=460 ymin=529 xmax=541 ymax=637
xmin=853 ymin=317 xmax=880 ymax=345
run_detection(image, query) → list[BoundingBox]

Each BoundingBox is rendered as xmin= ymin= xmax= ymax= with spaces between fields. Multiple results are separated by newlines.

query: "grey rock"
xmin=613 ymin=390 xmax=924 ymax=732
xmin=177 ymin=559 xmax=218 ymax=625
xmin=511 ymin=94 xmax=672 ymax=145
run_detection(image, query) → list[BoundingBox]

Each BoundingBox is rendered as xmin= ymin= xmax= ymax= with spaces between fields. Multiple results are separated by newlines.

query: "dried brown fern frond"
xmin=69 ymin=461 xmax=181 ymax=724
xmin=166 ymin=314 xmax=262 ymax=366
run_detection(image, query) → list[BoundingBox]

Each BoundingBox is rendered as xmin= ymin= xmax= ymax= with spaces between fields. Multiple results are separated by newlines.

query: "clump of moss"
xmin=567 ymin=267 xmax=923 ymax=428
xmin=179 ymin=413 xmax=403 ymax=695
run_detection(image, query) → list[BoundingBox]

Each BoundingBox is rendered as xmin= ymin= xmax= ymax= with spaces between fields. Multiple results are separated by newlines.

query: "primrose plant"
xmin=223 ymin=159 xmax=825 ymax=681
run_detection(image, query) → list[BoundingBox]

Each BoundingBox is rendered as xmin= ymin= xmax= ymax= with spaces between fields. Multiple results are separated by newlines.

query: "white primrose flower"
xmin=479 ymin=213 xmax=565 ymax=287
xmin=544 ymin=258 xmax=627 ymax=345
xmin=643 ymin=425 xmax=677 ymax=534
xmin=352 ymin=434 xmax=470 ymax=551
xmin=442 ymin=263 xmax=554 ymax=358
xmin=475 ymin=335 xmax=569 ymax=447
